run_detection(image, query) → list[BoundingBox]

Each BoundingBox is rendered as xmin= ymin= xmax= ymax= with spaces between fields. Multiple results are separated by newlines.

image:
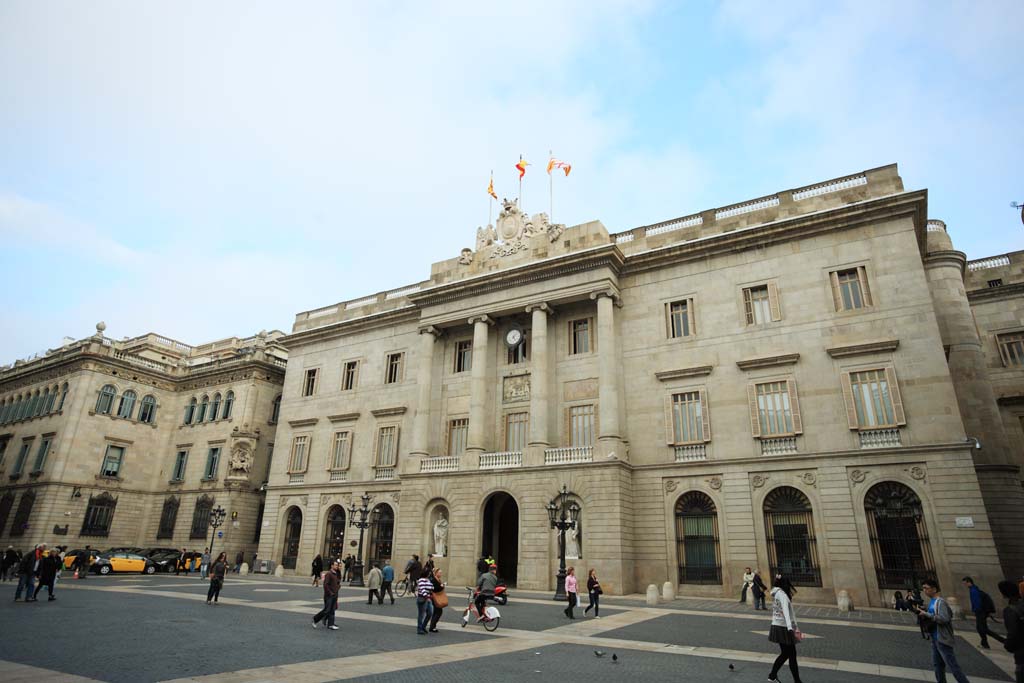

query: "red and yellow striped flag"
xmin=487 ymin=175 xmax=497 ymax=200
xmin=547 ymin=157 xmax=571 ymax=176
xmin=515 ymin=155 xmax=529 ymax=180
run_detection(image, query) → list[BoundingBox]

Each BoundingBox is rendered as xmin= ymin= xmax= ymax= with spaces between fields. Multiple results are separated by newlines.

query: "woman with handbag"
xmin=584 ymin=569 xmax=602 ymax=617
xmin=428 ymin=567 xmax=448 ymax=632
xmin=768 ymin=575 xmax=803 ymax=683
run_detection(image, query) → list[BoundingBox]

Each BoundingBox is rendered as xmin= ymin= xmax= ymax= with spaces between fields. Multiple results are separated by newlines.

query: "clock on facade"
xmin=505 ymin=326 xmax=524 ymax=349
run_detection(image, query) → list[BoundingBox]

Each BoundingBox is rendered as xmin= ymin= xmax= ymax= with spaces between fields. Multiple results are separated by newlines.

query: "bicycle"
xmin=395 ymin=576 xmax=410 ymax=597
xmin=461 ymin=587 xmax=501 ymax=631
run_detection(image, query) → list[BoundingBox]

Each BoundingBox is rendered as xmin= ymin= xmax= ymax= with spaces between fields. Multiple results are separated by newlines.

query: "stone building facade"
xmin=255 ymin=163 xmax=1023 ymax=608
xmin=0 ymin=327 xmax=286 ymax=563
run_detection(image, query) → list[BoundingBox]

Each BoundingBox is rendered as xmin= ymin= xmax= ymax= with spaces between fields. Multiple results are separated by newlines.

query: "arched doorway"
xmin=763 ymin=486 xmax=821 ymax=587
xmin=281 ymin=507 xmax=302 ymax=570
xmin=675 ymin=491 xmax=721 ymax=585
xmin=322 ymin=505 xmax=346 ymax=562
xmin=482 ymin=492 xmax=519 ymax=586
xmin=864 ymin=481 xmax=935 ymax=590
xmin=367 ymin=503 xmax=394 ymax=568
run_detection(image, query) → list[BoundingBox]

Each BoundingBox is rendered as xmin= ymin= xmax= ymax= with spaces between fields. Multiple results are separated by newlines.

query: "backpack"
xmin=1005 ymin=602 xmax=1024 ymax=653
xmin=980 ymin=589 xmax=996 ymax=615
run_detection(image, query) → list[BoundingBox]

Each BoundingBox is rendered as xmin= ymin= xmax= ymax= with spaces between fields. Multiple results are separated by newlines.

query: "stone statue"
xmin=458 ymin=248 xmax=474 ymax=265
xmin=566 ymin=521 xmax=581 ymax=559
xmin=475 ymin=225 xmax=496 ymax=252
xmin=227 ymin=442 xmax=253 ymax=475
xmin=433 ymin=514 xmax=449 ymax=557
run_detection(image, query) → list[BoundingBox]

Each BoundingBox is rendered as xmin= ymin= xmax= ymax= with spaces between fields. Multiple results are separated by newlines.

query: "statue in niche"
xmin=432 ymin=509 xmax=449 ymax=557
xmin=566 ymin=515 xmax=582 ymax=559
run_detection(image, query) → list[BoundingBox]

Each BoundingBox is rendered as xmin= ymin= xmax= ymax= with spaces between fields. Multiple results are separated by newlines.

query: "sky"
xmin=1 ymin=1 xmax=1022 ymax=362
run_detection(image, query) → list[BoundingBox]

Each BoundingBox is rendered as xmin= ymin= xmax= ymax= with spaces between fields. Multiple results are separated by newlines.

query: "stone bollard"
xmin=662 ymin=581 xmax=676 ymax=602
xmin=273 ymin=565 xmax=285 ymax=578
xmin=646 ymin=584 xmax=660 ymax=606
xmin=946 ymin=596 xmax=964 ymax=620
xmin=836 ymin=589 xmax=852 ymax=612
xmin=239 ymin=562 xmax=249 ymax=575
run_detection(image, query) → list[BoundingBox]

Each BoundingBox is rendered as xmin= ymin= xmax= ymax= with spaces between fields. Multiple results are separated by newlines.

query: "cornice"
xmin=327 ymin=412 xmax=361 ymax=423
xmin=288 ymin=417 xmax=319 ymax=428
xmin=370 ymin=406 xmax=407 ymax=418
xmin=282 ymin=305 xmax=419 ymax=350
xmin=826 ymin=339 xmax=900 ymax=358
xmin=967 ymin=281 xmax=1024 ymax=303
xmin=736 ymin=353 xmax=800 ymax=371
xmin=655 ymin=366 xmax=714 ymax=382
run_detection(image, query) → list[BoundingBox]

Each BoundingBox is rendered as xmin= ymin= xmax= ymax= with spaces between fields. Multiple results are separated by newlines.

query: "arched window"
xmin=11 ymin=490 xmax=38 ymax=537
xmin=96 ymin=385 xmax=116 ymax=414
xmin=0 ymin=399 xmax=9 ymax=424
xmin=29 ymin=391 xmax=42 ymax=417
xmin=865 ymin=482 xmax=935 ymax=589
xmin=675 ymin=491 xmax=721 ymax=584
xmin=117 ymin=390 xmax=137 ymax=419
xmin=57 ymin=383 xmax=69 ymax=411
xmin=81 ymin=492 xmax=118 ymax=537
xmin=43 ymin=386 xmax=56 ymax=413
xmin=190 ymin=495 xmax=214 ymax=539
xmin=196 ymin=395 xmax=209 ymax=423
xmin=138 ymin=395 xmax=157 ymax=424
xmin=368 ymin=503 xmax=395 ymax=567
xmin=0 ymin=491 xmax=15 ymax=534
xmin=270 ymin=395 xmax=281 ymax=424
xmin=222 ymin=391 xmax=234 ymax=420
xmin=281 ymin=506 xmax=303 ymax=569
xmin=322 ymin=505 xmax=347 ymax=560
xmin=763 ymin=486 xmax=821 ymax=587
xmin=209 ymin=393 xmax=221 ymax=421
xmin=157 ymin=496 xmax=180 ymax=539
xmin=184 ymin=397 xmax=197 ymax=425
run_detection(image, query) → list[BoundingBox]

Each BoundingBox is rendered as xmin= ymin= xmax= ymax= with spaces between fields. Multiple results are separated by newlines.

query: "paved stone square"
xmin=0 ymin=574 xmax=1015 ymax=682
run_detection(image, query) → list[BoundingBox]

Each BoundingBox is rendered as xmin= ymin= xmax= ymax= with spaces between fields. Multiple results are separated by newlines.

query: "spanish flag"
xmin=515 ymin=155 xmax=529 ymax=180
xmin=547 ymin=157 xmax=572 ymax=176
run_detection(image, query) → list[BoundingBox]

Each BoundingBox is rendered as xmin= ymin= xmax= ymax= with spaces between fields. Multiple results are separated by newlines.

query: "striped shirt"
xmin=416 ymin=577 xmax=434 ymax=598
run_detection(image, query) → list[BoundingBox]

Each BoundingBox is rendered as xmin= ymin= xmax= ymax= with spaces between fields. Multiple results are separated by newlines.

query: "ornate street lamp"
xmin=207 ymin=505 xmax=227 ymax=564
xmin=546 ymin=484 xmax=580 ymax=601
xmin=347 ymin=494 xmax=376 ymax=587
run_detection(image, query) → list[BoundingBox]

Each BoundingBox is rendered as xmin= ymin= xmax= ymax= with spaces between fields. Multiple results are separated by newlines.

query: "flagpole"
xmin=549 ymin=150 xmax=554 ymax=223
xmin=518 ymin=155 xmax=523 ymax=208
xmin=489 ymin=170 xmax=493 ymax=226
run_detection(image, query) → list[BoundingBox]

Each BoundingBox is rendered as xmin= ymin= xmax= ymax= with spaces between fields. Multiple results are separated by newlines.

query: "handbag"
xmin=794 ymin=628 xmax=804 ymax=643
xmin=431 ymin=589 xmax=448 ymax=609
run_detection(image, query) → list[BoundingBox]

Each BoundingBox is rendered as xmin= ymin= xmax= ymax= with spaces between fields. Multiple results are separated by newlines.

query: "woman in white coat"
xmin=768 ymin=575 xmax=803 ymax=683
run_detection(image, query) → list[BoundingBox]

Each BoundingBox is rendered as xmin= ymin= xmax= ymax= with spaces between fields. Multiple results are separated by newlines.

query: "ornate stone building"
xmin=0 ymin=327 xmax=286 ymax=562
xmin=256 ymin=163 xmax=1023 ymax=607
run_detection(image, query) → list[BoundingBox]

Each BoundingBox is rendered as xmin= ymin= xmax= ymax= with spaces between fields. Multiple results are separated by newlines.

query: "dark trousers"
xmin=584 ymin=591 xmax=600 ymax=616
xmin=416 ymin=596 xmax=433 ymax=633
xmin=33 ymin=579 xmax=55 ymax=599
xmin=770 ymin=643 xmax=802 ymax=683
xmin=76 ymin=561 xmax=87 ymax=579
xmin=931 ymin=638 xmax=970 ymax=683
xmin=974 ymin=610 xmax=1005 ymax=646
xmin=429 ymin=604 xmax=443 ymax=630
xmin=314 ymin=595 xmax=338 ymax=627
xmin=1013 ymin=650 xmax=1023 ymax=683
xmin=754 ymin=591 xmax=766 ymax=610
xmin=368 ymin=588 xmax=381 ymax=604
xmin=380 ymin=580 xmax=394 ymax=603
xmin=14 ymin=574 xmax=34 ymax=600
xmin=206 ymin=579 xmax=222 ymax=603
xmin=741 ymin=583 xmax=749 ymax=603
xmin=564 ymin=592 xmax=577 ymax=618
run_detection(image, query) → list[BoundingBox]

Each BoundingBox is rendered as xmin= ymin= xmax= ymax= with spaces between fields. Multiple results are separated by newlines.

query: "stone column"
xmin=466 ymin=315 xmax=493 ymax=456
xmin=526 ymin=303 xmax=552 ymax=466
xmin=410 ymin=327 xmax=440 ymax=457
xmin=243 ymin=383 xmax=260 ymax=430
xmin=592 ymin=292 xmax=622 ymax=451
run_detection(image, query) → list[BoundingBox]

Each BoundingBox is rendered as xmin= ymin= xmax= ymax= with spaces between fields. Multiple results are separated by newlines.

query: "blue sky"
xmin=1 ymin=1 xmax=1022 ymax=362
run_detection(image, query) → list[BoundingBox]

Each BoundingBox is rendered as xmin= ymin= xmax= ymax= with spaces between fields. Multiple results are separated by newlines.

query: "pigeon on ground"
xmin=594 ymin=650 xmax=606 ymax=657
xmin=612 ymin=654 xmax=618 ymax=663
xmin=729 ymin=664 xmax=735 ymax=671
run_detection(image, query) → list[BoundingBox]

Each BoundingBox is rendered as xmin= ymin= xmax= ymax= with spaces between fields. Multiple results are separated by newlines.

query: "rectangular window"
xmin=342 ymin=361 xmax=359 ymax=391
xmin=667 ymin=299 xmax=695 ymax=338
xmin=849 ymin=370 xmax=896 ymax=427
xmin=31 ymin=437 xmax=52 ymax=473
xmin=330 ymin=431 xmax=351 ymax=470
xmin=100 ymin=444 xmax=125 ymax=478
xmin=998 ymin=332 xmax=1024 ymax=367
xmin=385 ymin=352 xmax=405 ymax=384
xmin=988 ymin=279 xmax=1003 ymax=288
xmin=447 ymin=418 xmax=468 ymax=456
xmin=831 ymin=267 xmax=872 ymax=311
xmin=375 ymin=425 xmax=398 ymax=467
xmin=302 ymin=368 xmax=318 ymax=397
xmin=569 ymin=405 xmax=595 ymax=447
xmin=570 ymin=318 xmax=592 ymax=355
xmin=203 ymin=447 xmax=221 ymax=480
xmin=505 ymin=412 xmax=528 ymax=452
xmin=669 ymin=392 xmax=706 ymax=444
xmin=288 ymin=435 xmax=309 ymax=473
xmin=743 ymin=285 xmax=773 ymax=325
xmin=12 ymin=441 xmax=32 ymax=476
xmin=754 ymin=382 xmax=796 ymax=436
xmin=0 ymin=436 xmax=9 ymax=466
xmin=454 ymin=340 xmax=473 ymax=373
xmin=172 ymin=450 xmax=188 ymax=481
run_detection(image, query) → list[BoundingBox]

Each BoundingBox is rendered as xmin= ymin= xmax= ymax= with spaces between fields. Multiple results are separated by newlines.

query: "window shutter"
xmin=768 ymin=281 xmax=782 ymax=321
xmin=746 ymin=384 xmax=761 ymax=437
xmin=699 ymin=389 xmax=711 ymax=442
xmin=743 ymin=288 xmax=754 ymax=325
xmin=443 ymin=420 xmax=451 ymax=456
xmin=829 ymin=271 xmax=842 ymax=311
xmin=562 ymin=407 xmax=571 ymax=446
xmin=840 ymin=372 xmax=859 ymax=429
xmin=593 ymin=404 xmax=600 ymax=444
xmin=372 ymin=429 xmax=381 ymax=466
xmin=664 ymin=394 xmax=676 ymax=445
xmin=885 ymin=367 xmax=906 ymax=425
xmin=687 ymin=298 xmax=696 ymax=336
xmin=664 ymin=303 xmax=672 ymax=339
xmin=857 ymin=266 xmax=873 ymax=306
xmin=787 ymin=379 xmax=803 ymax=434
xmin=393 ymin=427 xmax=401 ymax=464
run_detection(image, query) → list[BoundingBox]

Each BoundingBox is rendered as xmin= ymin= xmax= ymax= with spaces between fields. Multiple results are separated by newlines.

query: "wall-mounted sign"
xmin=955 ymin=516 xmax=974 ymax=528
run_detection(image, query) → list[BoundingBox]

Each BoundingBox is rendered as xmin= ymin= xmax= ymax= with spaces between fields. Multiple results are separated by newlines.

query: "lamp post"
xmin=207 ymin=505 xmax=227 ymax=565
xmin=347 ymin=494 xmax=377 ymax=587
xmin=546 ymin=484 xmax=580 ymax=601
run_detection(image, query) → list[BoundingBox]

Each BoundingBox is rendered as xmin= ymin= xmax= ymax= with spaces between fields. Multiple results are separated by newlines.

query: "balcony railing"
xmin=420 ymin=456 xmax=460 ymax=473
xmin=674 ymin=444 xmax=707 ymax=462
xmin=288 ymin=473 xmax=305 ymax=484
xmin=859 ymin=428 xmax=902 ymax=449
xmin=374 ymin=466 xmax=396 ymax=481
xmin=329 ymin=470 xmax=348 ymax=482
xmin=544 ymin=446 xmax=593 ymax=465
xmin=760 ymin=437 xmax=798 ymax=456
xmin=479 ymin=451 xmax=522 ymax=470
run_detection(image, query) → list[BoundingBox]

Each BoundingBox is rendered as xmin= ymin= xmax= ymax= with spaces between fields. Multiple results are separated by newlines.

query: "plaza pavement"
xmin=0 ymin=572 xmax=1016 ymax=682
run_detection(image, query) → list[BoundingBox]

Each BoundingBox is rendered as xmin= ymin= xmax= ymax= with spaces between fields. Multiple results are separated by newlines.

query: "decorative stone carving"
xmin=460 ymin=201 xmax=567 ymax=263
xmin=705 ymin=477 xmax=723 ymax=491
xmin=458 ymin=248 xmax=474 ymax=265
xmin=752 ymin=474 xmax=769 ymax=489
xmin=497 ymin=199 xmax=526 ymax=241
xmin=502 ymin=374 xmax=531 ymax=403
xmin=664 ymin=480 xmax=678 ymax=494
xmin=476 ymin=225 xmax=496 ymax=252
xmin=227 ymin=441 xmax=253 ymax=476
xmin=801 ymin=472 xmax=817 ymax=487
xmin=432 ymin=509 xmax=449 ymax=557
xmin=908 ymin=466 xmax=927 ymax=481
xmin=391 ymin=492 xmax=401 ymax=504
xmin=850 ymin=469 xmax=868 ymax=484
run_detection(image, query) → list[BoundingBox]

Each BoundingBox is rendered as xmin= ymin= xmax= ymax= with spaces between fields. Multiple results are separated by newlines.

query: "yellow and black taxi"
xmin=63 ymin=548 xmax=100 ymax=570
xmin=90 ymin=551 xmax=157 ymax=575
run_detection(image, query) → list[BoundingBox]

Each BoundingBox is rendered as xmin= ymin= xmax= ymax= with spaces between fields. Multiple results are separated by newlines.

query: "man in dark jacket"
xmin=998 ymin=580 xmax=1023 ymax=683
xmin=963 ymin=576 xmax=1005 ymax=649
xmin=752 ymin=569 xmax=768 ymax=610
xmin=33 ymin=550 xmax=61 ymax=601
xmin=312 ymin=560 xmax=341 ymax=630
xmin=2 ymin=546 xmax=19 ymax=581
xmin=14 ymin=547 xmax=37 ymax=601
xmin=233 ymin=551 xmax=244 ymax=573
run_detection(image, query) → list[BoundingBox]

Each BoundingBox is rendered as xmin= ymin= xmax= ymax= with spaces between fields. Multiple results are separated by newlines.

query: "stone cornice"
xmin=327 ymin=412 xmax=361 ymax=423
xmin=655 ymin=366 xmax=714 ymax=381
xmin=288 ymin=417 xmax=319 ymax=428
xmin=281 ymin=305 xmax=419 ymax=351
xmin=736 ymin=353 xmax=800 ymax=371
xmin=967 ymin=281 xmax=1024 ymax=303
xmin=370 ymin=406 xmax=407 ymax=418
xmin=826 ymin=340 xmax=900 ymax=358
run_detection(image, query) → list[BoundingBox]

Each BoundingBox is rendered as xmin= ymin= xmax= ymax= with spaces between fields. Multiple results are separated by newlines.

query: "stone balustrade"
xmin=288 ymin=473 xmax=305 ymax=484
xmin=420 ymin=456 xmax=460 ymax=473
xmin=967 ymin=255 xmax=1011 ymax=271
xmin=674 ymin=444 xmax=707 ymax=462
xmin=858 ymin=428 xmax=902 ymax=449
xmin=374 ymin=466 xmax=396 ymax=481
xmin=791 ymin=173 xmax=867 ymax=201
xmin=760 ymin=437 xmax=798 ymax=456
xmin=543 ymin=446 xmax=593 ymax=465
xmin=478 ymin=451 xmax=522 ymax=470
xmin=329 ymin=470 xmax=348 ymax=482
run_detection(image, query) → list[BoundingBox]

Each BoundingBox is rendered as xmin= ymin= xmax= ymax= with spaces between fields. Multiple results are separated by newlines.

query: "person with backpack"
xmin=914 ymin=577 xmax=970 ymax=683
xmin=963 ymin=576 xmax=1005 ymax=649
xmin=997 ymin=580 xmax=1023 ymax=683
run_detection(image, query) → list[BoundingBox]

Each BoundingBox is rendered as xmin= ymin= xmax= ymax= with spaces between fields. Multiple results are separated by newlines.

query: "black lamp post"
xmin=546 ymin=484 xmax=580 ymax=601
xmin=347 ymin=494 xmax=376 ymax=587
xmin=207 ymin=505 xmax=227 ymax=564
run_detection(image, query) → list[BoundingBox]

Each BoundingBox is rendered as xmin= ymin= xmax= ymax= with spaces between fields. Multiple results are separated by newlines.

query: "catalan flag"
xmin=487 ymin=175 xmax=497 ymax=200
xmin=515 ymin=155 xmax=529 ymax=180
xmin=547 ymin=157 xmax=572 ymax=176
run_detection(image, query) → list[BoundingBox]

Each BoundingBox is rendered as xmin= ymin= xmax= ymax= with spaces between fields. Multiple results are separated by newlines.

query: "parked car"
xmin=91 ymin=552 xmax=157 ymax=575
xmin=107 ymin=546 xmax=147 ymax=555
xmin=148 ymin=550 xmax=199 ymax=573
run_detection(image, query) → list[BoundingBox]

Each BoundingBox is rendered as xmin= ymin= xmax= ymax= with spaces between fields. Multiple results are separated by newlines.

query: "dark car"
xmin=147 ymin=549 xmax=199 ymax=573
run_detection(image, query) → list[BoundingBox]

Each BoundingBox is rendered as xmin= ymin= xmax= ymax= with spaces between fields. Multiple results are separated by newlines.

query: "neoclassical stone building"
xmin=256 ymin=163 xmax=1024 ymax=607
xmin=0 ymin=327 xmax=286 ymax=562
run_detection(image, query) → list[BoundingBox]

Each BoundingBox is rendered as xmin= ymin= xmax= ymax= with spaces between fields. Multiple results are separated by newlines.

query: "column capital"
xmin=525 ymin=302 xmax=555 ymax=315
xmin=589 ymin=290 xmax=623 ymax=307
xmin=418 ymin=325 xmax=443 ymax=338
xmin=467 ymin=314 xmax=495 ymax=327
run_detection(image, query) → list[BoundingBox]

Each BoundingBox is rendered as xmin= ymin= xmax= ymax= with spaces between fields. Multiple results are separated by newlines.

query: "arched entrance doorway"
xmin=367 ymin=503 xmax=394 ymax=568
xmin=323 ymin=506 xmax=347 ymax=562
xmin=864 ymin=481 xmax=935 ymax=590
xmin=482 ymin=492 xmax=519 ymax=586
xmin=281 ymin=507 xmax=302 ymax=570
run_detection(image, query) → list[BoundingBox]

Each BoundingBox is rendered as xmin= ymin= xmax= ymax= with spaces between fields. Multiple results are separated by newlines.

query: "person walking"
xmin=381 ymin=560 xmax=395 ymax=604
xmin=741 ymin=567 xmax=754 ymax=603
xmin=312 ymin=559 xmax=341 ymax=630
xmin=206 ymin=552 xmax=228 ymax=605
xmin=963 ymin=576 xmax=1004 ymax=649
xmin=2 ymin=546 xmax=19 ymax=581
xmin=767 ymin=575 xmax=803 ymax=683
xmin=311 ymin=554 xmax=323 ymax=588
xmin=752 ymin=569 xmax=768 ymax=610
xmin=233 ymin=551 xmax=243 ymax=573
xmin=366 ymin=563 xmax=383 ymax=605
xmin=200 ymin=548 xmax=211 ymax=579
xmin=997 ymin=579 xmax=1023 ymax=683
xmin=175 ymin=548 xmax=186 ymax=576
xmin=75 ymin=545 xmax=92 ymax=579
xmin=14 ymin=546 xmax=38 ymax=601
xmin=428 ymin=567 xmax=447 ymax=632
xmin=584 ymin=569 xmax=602 ymax=617
xmin=564 ymin=566 xmax=578 ymax=619
xmin=32 ymin=549 xmax=61 ymax=601
xmin=913 ymin=577 xmax=971 ymax=683
xmin=415 ymin=566 xmax=435 ymax=634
